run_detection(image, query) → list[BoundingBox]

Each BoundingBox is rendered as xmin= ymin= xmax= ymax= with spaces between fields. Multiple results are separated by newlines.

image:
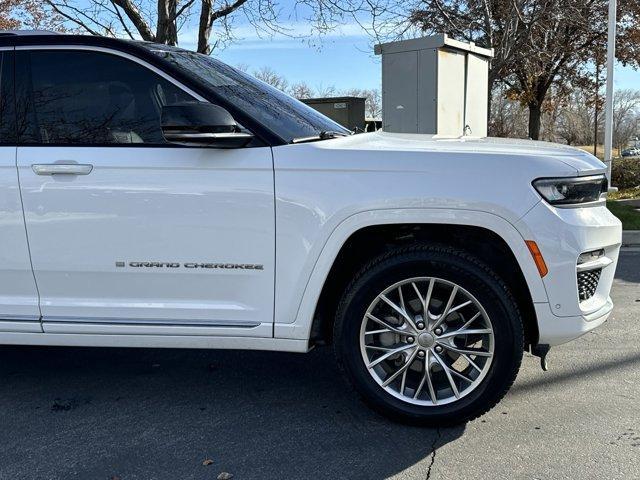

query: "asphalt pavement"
xmin=0 ymin=251 xmax=639 ymax=480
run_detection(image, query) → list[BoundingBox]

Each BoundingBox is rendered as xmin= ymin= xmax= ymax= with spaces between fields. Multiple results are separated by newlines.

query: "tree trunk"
xmin=156 ymin=0 xmax=178 ymax=46
xmin=198 ymin=0 xmax=213 ymax=54
xmin=487 ymin=78 xmax=494 ymax=133
xmin=528 ymin=102 xmax=542 ymax=140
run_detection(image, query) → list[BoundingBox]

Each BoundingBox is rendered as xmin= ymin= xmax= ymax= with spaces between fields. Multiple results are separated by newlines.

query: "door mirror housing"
xmin=161 ymin=102 xmax=254 ymax=148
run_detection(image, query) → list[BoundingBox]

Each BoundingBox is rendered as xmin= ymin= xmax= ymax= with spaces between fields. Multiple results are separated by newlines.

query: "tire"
xmin=333 ymin=244 xmax=524 ymax=426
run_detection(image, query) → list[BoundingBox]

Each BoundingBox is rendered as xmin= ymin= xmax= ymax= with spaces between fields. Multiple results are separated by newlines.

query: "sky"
xmin=71 ymin=1 xmax=639 ymax=93
xmin=188 ymin=21 xmax=639 ymax=94
xmin=179 ymin=21 xmax=383 ymax=92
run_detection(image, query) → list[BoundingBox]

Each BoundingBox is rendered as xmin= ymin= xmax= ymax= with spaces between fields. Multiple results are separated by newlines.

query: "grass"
xmin=607 ymin=200 xmax=640 ymax=230
xmin=577 ymin=145 xmax=606 ymax=160
xmin=576 ymin=145 xmax=625 ymax=161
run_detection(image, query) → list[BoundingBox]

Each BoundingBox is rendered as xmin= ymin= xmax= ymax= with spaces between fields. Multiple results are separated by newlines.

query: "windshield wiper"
xmin=291 ymin=130 xmax=350 ymax=144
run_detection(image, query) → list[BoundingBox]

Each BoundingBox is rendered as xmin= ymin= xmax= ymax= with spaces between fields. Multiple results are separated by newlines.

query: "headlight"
xmin=532 ymin=175 xmax=608 ymax=206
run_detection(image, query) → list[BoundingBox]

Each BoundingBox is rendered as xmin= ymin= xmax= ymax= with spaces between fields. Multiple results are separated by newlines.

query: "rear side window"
xmin=15 ymin=50 xmax=194 ymax=145
xmin=0 ymin=52 xmax=16 ymax=144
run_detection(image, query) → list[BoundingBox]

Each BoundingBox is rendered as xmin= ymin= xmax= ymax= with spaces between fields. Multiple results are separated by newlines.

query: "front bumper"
xmin=535 ymin=297 xmax=613 ymax=346
xmin=517 ymin=200 xmax=622 ymax=346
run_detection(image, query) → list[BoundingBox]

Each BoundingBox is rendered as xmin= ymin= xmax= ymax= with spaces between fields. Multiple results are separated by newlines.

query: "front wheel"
xmin=334 ymin=244 xmax=524 ymax=426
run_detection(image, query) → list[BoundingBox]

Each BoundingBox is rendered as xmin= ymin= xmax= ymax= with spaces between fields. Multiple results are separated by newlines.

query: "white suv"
xmin=0 ymin=32 xmax=621 ymax=425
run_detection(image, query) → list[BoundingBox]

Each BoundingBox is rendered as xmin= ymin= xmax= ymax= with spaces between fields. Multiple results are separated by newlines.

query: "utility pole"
xmin=594 ymin=62 xmax=599 ymax=158
xmin=603 ymin=0 xmax=616 ymax=188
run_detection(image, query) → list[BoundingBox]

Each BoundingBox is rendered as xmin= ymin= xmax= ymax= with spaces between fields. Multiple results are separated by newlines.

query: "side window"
xmin=0 ymin=52 xmax=16 ymax=144
xmin=15 ymin=50 xmax=194 ymax=145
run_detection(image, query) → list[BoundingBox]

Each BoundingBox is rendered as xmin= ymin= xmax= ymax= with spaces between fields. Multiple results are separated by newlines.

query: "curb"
xmin=616 ymin=198 xmax=640 ymax=208
xmin=622 ymin=230 xmax=640 ymax=247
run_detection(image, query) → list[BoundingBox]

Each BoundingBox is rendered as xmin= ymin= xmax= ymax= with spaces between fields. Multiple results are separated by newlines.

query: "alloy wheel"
xmin=359 ymin=277 xmax=495 ymax=406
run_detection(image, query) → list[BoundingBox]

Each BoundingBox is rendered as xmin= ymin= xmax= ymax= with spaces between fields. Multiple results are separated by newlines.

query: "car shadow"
xmin=0 ymin=345 xmax=465 ymax=480
xmin=511 ymin=350 xmax=640 ymax=397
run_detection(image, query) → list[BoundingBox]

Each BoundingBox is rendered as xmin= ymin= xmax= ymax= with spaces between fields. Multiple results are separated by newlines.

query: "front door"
xmin=15 ymin=48 xmax=274 ymax=337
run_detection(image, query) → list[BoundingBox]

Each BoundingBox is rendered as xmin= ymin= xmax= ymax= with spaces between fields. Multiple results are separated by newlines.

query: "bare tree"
xmin=289 ymin=81 xmax=314 ymax=99
xmin=488 ymin=85 xmax=528 ymax=138
xmin=253 ymin=66 xmax=289 ymax=91
xmin=249 ymin=71 xmax=382 ymax=118
xmin=230 ymin=62 xmax=384 ymax=122
xmin=234 ymin=62 xmax=250 ymax=73
xmin=42 ymin=0 xmax=368 ymax=55
xmin=612 ymin=89 xmax=640 ymax=151
xmin=554 ymin=90 xmax=598 ymax=146
xmin=315 ymin=84 xmax=338 ymax=97
xmin=342 ymin=87 xmax=382 ymax=118
xmin=518 ymin=86 xmax=640 ymax=150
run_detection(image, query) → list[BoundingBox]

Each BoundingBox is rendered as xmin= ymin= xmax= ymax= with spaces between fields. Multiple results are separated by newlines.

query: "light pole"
xmin=594 ymin=62 xmax=599 ymax=158
xmin=603 ymin=0 xmax=617 ymax=188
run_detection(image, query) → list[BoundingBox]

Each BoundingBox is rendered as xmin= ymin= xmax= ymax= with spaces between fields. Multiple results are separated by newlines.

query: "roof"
xmin=375 ymin=33 xmax=493 ymax=58
xmin=0 ymin=30 xmax=60 ymax=36
xmin=301 ymin=96 xmax=367 ymax=104
xmin=0 ymin=32 xmax=190 ymax=58
xmin=0 ymin=31 xmax=136 ymax=49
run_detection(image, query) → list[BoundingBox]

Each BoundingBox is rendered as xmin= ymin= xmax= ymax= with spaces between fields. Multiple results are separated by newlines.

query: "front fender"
xmin=273 ymin=208 xmax=547 ymax=340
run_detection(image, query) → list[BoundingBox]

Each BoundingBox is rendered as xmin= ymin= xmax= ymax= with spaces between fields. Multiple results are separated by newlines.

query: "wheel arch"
xmin=275 ymin=209 xmax=546 ymax=350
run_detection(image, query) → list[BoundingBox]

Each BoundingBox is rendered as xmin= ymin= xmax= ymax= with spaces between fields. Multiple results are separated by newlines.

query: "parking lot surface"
xmin=0 ymin=251 xmax=638 ymax=480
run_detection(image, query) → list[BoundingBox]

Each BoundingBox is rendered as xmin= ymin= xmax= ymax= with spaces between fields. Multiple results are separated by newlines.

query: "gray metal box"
xmin=301 ymin=97 xmax=366 ymax=132
xmin=375 ymin=34 xmax=493 ymax=137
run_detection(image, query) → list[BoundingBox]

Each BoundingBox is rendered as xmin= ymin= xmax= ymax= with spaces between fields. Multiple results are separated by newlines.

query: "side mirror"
xmin=161 ymin=102 xmax=254 ymax=148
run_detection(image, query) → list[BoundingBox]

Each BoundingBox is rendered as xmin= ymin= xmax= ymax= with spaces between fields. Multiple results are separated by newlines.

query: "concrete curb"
xmin=622 ymin=230 xmax=640 ymax=247
xmin=616 ymin=198 xmax=640 ymax=208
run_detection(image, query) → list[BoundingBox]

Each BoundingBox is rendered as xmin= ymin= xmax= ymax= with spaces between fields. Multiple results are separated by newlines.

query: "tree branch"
xmin=174 ymin=0 xmax=196 ymax=20
xmin=43 ymin=1 xmax=101 ymax=35
xmin=111 ymin=0 xmax=155 ymax=40
xmin=109 ymin=0 xmax=135 ymax=39
xmin=209 ymin=0 xmax=250 ymax=24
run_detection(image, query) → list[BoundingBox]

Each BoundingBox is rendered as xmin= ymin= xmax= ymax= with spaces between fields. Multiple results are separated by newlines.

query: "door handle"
xmin=32 ymin=163 xmax=93 ymax=176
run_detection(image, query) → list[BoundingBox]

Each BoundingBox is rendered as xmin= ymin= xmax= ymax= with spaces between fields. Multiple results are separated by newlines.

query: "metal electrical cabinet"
xmin=375 ymin=34 xmax=493 ymax=137
xmin=301 ymin=97 xmax=366 ymax=132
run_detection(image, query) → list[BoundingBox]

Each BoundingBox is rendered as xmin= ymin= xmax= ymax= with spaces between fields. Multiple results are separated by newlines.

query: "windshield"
xmin=140 ymin=43 xmax=350 ymax=142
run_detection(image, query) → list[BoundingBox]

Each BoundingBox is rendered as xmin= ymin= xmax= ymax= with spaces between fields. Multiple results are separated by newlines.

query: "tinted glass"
xmin=142 ymin=43 xmax=350 ymax=142
xmin=16 ymin=50 xmax=193 ymax=145
xmin=0 ymin=52 xmax=16 ymax=144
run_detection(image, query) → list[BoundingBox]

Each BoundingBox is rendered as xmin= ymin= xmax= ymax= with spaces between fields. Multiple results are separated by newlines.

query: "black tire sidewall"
xmin=335 ymin=247 xmax=524 ymax=425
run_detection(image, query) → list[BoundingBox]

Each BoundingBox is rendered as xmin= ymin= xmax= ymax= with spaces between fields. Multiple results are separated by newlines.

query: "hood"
xmin=321 ymin=131 xmax=606 ymax=175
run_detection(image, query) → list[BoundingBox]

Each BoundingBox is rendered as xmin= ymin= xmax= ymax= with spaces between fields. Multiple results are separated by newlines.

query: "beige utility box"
xmin=374 ymin=34 xmax=493 ymax=137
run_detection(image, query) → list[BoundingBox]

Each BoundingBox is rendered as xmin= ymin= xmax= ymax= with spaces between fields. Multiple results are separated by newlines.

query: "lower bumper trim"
xmin=535 ymin=298 xmax=613 ymax=346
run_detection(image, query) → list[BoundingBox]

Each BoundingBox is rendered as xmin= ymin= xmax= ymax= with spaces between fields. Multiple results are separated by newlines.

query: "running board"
xmin=0 ymin=331 xmax=309 ymax=352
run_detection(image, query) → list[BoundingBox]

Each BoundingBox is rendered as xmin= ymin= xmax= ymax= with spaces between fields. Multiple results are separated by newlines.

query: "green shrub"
xmin=612 ymin=158 xmax=640 ymax=190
